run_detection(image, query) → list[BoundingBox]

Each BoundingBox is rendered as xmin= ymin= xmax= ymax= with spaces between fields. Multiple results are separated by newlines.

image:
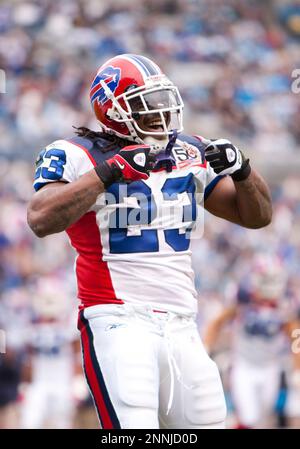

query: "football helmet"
xmin=250 ymin=254 xmax=286 ymax=302
xmin=32 ymin=277 xmax=70 ymax=320
xmin=90 ymin=54 xmax=184 ymax=144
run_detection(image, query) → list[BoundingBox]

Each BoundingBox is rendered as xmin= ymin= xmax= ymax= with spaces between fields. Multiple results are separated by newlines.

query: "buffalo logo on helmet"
xmin=90 ymin=66 xmax=121 ymax=106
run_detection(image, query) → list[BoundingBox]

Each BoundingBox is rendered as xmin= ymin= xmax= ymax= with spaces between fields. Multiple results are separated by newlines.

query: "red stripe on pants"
xmin=79 ymin=318 xmax=115 ymax=429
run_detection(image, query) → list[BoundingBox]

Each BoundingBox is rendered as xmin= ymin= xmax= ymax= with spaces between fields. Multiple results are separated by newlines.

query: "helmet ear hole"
xmin=107 ymin=108 xmax=120 ymax=120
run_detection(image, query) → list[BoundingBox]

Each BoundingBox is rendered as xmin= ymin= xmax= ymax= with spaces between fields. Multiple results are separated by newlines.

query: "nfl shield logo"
xmin=133 ymin=153 xmax=146 ymax=167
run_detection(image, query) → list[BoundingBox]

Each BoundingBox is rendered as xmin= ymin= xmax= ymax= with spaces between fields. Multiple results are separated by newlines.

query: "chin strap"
xmin=153 ymin=130 xmax=177 ymax=172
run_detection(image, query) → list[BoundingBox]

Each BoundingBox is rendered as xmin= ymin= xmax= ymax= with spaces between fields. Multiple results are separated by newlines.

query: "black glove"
xmin=204 ymin=138 xmax=251 ymax=181
xmin=95 ymin=144 xmax=156 ymax=188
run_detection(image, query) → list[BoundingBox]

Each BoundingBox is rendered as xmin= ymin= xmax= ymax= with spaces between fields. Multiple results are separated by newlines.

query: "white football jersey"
xmin=33 ymin=133 xmax=224 ymax=315
xmin=28 ymin=320 xmax=76 ymax=384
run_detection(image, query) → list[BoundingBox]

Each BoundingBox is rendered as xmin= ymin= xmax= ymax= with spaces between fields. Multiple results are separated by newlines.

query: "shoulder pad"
xmin=66 ymin=135 xmax=126 ymax=165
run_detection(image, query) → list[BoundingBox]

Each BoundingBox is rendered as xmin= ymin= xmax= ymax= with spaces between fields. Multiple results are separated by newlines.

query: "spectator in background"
xmin=0 ymin=349 xmax=26 ymax=429
xmin=0 ymin=0 xmax=299 ymax=160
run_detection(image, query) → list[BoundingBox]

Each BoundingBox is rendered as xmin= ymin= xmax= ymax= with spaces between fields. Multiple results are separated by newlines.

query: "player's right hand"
xmin=94 ymin=144 xmax=156 ymax=187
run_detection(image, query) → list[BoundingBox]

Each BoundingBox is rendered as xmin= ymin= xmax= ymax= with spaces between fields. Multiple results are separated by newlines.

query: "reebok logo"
xmin=105 ymin=324 xmax=126 ymax=331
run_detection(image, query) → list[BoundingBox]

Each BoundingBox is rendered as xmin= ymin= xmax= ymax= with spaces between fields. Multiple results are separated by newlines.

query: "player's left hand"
xmin=203 ymin=138 xmax=251 ymax=181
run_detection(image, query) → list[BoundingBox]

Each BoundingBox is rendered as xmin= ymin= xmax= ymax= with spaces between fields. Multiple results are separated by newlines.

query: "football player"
xmin=204 ymin=255 xmax=300 ymax=428
xmin=27 ymin=54 xmax=272 ymax=429
xmin=20 ymin=277 xmax=79 ymax=429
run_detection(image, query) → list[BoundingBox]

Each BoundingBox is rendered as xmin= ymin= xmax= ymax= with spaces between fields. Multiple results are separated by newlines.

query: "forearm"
xmin=203 ymin=324 xmax=221 ymax=353
xmin=234 ymin=168 xmax=272 ymax=229
xmin=28 ymin=169 xmax=105 ymax=237
xmin=203 ymin=307 xmax=236 ymax=353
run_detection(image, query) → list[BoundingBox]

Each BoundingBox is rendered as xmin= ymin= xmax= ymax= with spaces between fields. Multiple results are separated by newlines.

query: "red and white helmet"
xmin=90 ymin=54 xmax=184 ymax=143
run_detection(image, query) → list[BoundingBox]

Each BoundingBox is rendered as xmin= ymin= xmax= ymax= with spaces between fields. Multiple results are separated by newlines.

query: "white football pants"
xmin=21 ymin=381 xmax=73 ymax=428
xmin=78 ymin=303 xmax=226 ymax=429
xmin=230 ymin=358 xmax=281 ymax=428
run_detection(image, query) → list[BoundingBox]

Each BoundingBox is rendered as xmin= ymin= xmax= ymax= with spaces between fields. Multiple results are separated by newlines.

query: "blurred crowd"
xmin=0 ymin=0 xmax=300 ymax=159
xmin=0 ymin=0 xmax=300 ymax=429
